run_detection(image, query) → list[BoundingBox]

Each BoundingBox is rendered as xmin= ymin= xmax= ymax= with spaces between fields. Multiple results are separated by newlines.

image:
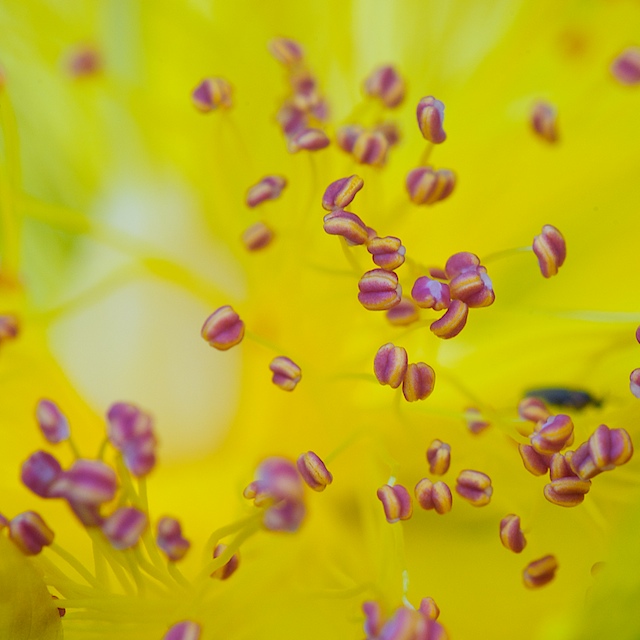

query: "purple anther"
xmin=386 ymin=297 xmax=420 ymax=327
xmin=543 ymin=477 xmax=591 ymax=507
xmin=290 ymin=71 xmax=320 ymax=111
xmin=9 ymin=511 xmax=54 ymax=555
xmin=352 ymin=131 xmax=388 ymax=166
xmin=21 ymin=451 xmax=62 ymax=498
xmin=630 ymin=368 xmax=640 ymax=399
xmin=523 ymin=555 xmax=558 ymax=589
xmin=406 ymin=167 xmax=456 ymax=205
xmin=358 ymin=269 xmax=402 ymax=311
xmin=363 ymin=65 xmax=406 ymax=108
xmin=336 ymin=125 xmax=365 ymax=153
xmin=376 ymin=484 xmax=412 ymax=523
xmin=0 ymin=513 xmax=8 ymax=529
xmin=411 ymin=276 xmax=450 ymax=311
xmin=499 ymin=514 xmax=526 ymax=553
xmin=518 ymin=397 xmax=551 ymax=423
xmin=449 ymin=266 xmax=495 ymax=308
xmin=35 ymin=399 xmax=70 ymax=444
xmin=163 ymin=620 xmax=202 ymax=640
xmin=268 ymin=37 xmax=304 ymax=66
xmin=211 ymin=543 xmax=240 ymax=580
xmin=296 ymin=451 xmax=333 ymax=491
xmin=455 ymin=469 xmax=493 ymax=507
xmin=269 ymin=356 xmax=302 ymax=391
xmin=51 ymin=459 xmax=118 ymax=505
xmin=374 ymin=343 xmax=408 ymax=389
xmin=530 ymin=414 xmax=574 ymax=455
xmin=444 ymin=252 xmax=481 ymax=280
xmin=322 ymin=175 xmax=364 ymax=211
xmin=245 ymin=175 xmax=287 ymax=208
xmin=201 ymin=305 xmax=245 ymax=351
xmin=589 ymin=424 xmax=633 ymax=471
xmin=242 ymin=221 xmax=275 ymax=252
xmin=323 ymin=210 xmax=370 ymax=246
xmin=430 ymin=300 xmax=468 ymax=339
xmin=0 ymin=314 xmax=19 ymax=344
xmin=363 ymin=601 xmax=383 ymax=638
xmin=414 ymin=478 xmax=452 ymax=514
xmin=548 ymin=452 xmax=577 ymax=481
xmin=157 ymin=517 xmax=190 ymax=562
xmin=416 ymin=96 xmax=446 ymax=144
xmin=378 ymin=607 xmax=420 ymax=640
xmin=464 ymin=407 xmax=490 ymax=435
xmin=192 ymin=77 xmax=233 ymax=112
xmin=288 ymin=127 xmax=330 ymax=153
xmin=532 ymin=224 xmax=566 ymax=278
xmin=107 ymin=402 xmax=157 ymax=477
xmin=531 ymin=101 xmax=559 ymax=143
xmin=277 ymin=103 xmax=307 ymax=137
xmin=426 ymin=439 xmax=451 ymax=475
xmin=518 ymin=444 xmax=551 ymax=476
xmin=374 ymin=121 xmax=401 ymax=146
xmin=65 ymin=44 xmax=101 ymax=78
xmin=402 ymin=362 xmax=436 ymax=402
xmin=102 ymin=507 xmax=148 ymax=550
xmin=611 ymin=47 xmax=640 ymax=85
xmin=367 ymin=236 xmax=406 ymax=271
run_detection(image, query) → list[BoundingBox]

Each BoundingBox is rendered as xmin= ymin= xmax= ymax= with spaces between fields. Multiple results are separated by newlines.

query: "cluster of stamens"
xmin=362 ymin=597 xmax=448 ymax=640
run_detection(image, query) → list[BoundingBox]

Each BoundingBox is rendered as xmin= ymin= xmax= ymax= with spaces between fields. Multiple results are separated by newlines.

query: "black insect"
xmin=524 ymin=387 xmax=602 ymax=410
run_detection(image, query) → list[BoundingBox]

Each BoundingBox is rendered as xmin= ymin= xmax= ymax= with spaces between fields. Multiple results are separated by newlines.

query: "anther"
xmin=386 ymin=297 xmax=420 ymax=326
xmin=363 ymin=65 xmax=406 ymax=108
xmin=430 ymin=300 xmax=468 ymax=339
xmin=211 ymin=543 xmax=241 ymax=580
xmin=531 ymin=101 xmax=559 ymax=143
xmin=548 ymin=452 xmax=577 ymax=481
xmin=246 ymin=175 xmax=287 ymax=208
xmin=518 ymin=444 xmax=550 ymax=476
xmin=499 ymin=514 xmax=526 ymax=553
xmin=0 ymin=314 xmax=19 ymax=344
xmin=242 ymin=221 xmax=275 ymax=252
xmin=402 ymin=362 xmax=436 ymax=402
xmin=277 ymin=103 xmax=307 ymax=137
xmin=419 ymin=597 xmax=440 ymax=620
xmin=323 ymin=210 xmax=370 ymax=246
xmin=268 ymin=37 xmax=304 ymax=66
xmin=102 ymin=507 xmax=148 ymax=550
xmin=444 ymin=252 xmax=481 ymax=280
xmin=532 ymin=224 xmax=566 ymax=278
xmin=449 ymin=266 xmax=495 ymax=308
xmin=426 ymin=440 xmax=451 ymax=475
xmin=192 ymin=77 xmax=233 ymax=112
xmin=374 ymin=121 xmax=401 ymax=147
xmin=572 ymin=424 xmax=634 ymax=478
xmin=455 ymin=469 xmax=493 ymax=507
xmin=201 ymin=305 xmax=245 ymax=351
xmin=269 ymin=356 xmax=302 ymax=391
xmin=288 ymin=127 xmax=330 ymax=152
xmin=416 ymin=96 xmax=447 ymax=144
xmin=358 ymin=269 xmax=402 ymax=311
xmin=157 ymin=517 xmax=191 ymax=562
xmin=65 ymin=44 xmax=101 ymax=78
xmin=530 ymin=414 xmax=574 ymax=454
xmin=35 ymin=399 xmax=70 ymax=443
xmin=322 ymin=175 xmax=364 ymax=211
xmin=523 ymin=555 xmax=558 ymax=589
xmin=8 ymin=511 xmax=55 ymax=555
xmin=21 ymin=451 xmax=63 ymax=498
xmin=464 ymin=408 xmax=490 ymax=435
xmin=544 ymin=476 xmax=591 ymax=507
xmin=336 ymin=124 xmax=365 ymax=154
xmin=296 ymin=451 xmax=333 ymax=491
xmin=611 ymin=47 xmax=640 ymax=85
xmin=518 ymin=397 xmax=551 ymax=423
xmin=405 ymin=167 xmax=456 ymax=205
xmin=415 ymin=478 xmax=452 ymax=514
xmin=163 ymin=620 xmax=202 ymax=640
xmin=630 ymin=369 xmax=640 ymax=399
xmin=377 ymin=484 xmax=413 ymax=523
xmin=352 ymin=131 xmax=388 ymax=166
xmin=50 ymin=459 xmax=118 ymax=505
xmin=411 ymin=276 xmax=450 ymax=310
xmin=367 ymin=236 xmax=406 ymax=271
xmin=374 ymin=343 xmax=408 ymax=389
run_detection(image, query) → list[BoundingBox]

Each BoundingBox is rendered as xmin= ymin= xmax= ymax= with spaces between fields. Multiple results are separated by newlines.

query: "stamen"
xmin=415 ymin=478 xmax=452 ymax=514
xmin=499 ymin=514 xmax=526 ymax=553
xmin=323 ymin=210 xmax=370 ymax=246
xmin=405 ymin=167 xmax=456 ymax=205
xmin=363 ymin=65 xmax=406 ymax=108
xmin=630 ymin=368 xmax=640 ymax=398
xmin=376 ymin=483 xmax=413 ymax=523
xmin=532 ymin=224 xmax=566 ymax=278
xmin=373 ymin=343 xmax=409 ymax=389
xmin=386 ymin=297 xmax=420 ymax=326
xmin=277 ymin=103 xmax=307 ymax=137
xmin=106 ymin=403 xmax=157 ymax=477
xmin=163 ymin=620 xmax=202 ymax=640
xmin=611 ymin=47 xmax=640 ymax=85
xmin=211 ymin=543 xmax=240 ymax=580
xmin=426 ymin=439 xmax=451 ymax=475
xmin=402 ymin=362 xmax=436 ymax=402
xmin=191 ymin=77 xmax=233 ymax=112
xmin=569 ymin=425 xmax=633 ymax=479
xmin=419 ymin=597 xmax=440 ymax=620
xmin=367 ymin=235 xmax=406 ymax=271
xmin=269 ymin=356 xmax=302 ymax=391
xmin=352 ymin=131 xmax=388 ymax=166
xmin=543 ymin=477 xmax=591 ymax=507
xmin=287 ymin=127 xmax=330 ymax=152
xmin=358 ymin=269 xmax=402 ymax=311
xmin=362 ymin=601 xmax=383 ymax=638
xmin=21 ymin=450 xmax=63 ymax=498
xmin=416 ymin=96 xmax=447 ymax=144
xmin=156 ymin=517 xmax=191 ymax=562
xmin=517 ymin=397 xmax=551 ymax=423
xmin=530 ymin=414 xmax=574 ymax=454
xmin=449 ymin=266 xmax=495 ymax=308
xmin=336 ymin=125 xmax=365 ymax=154
xmin=8 ymin=511 xmax=55 ymax=555
xmin=464 ymin=407 xmax=490 ymax=435
xmin=242 ymin=221 xmax=275 ymax=251
xmin=268 ymin=37 xmax=305 ymax=66
xmin=523 ymin=555 xmax=558 ymax=589
xmin=101 ymin=507 xmax=148 ymax=550
xmin=444 ymin=252 xmax=481 ymax=280
xmin=296 ymin=451 xmax=333 ymax=491
xmin=430 ymin=300 xmax=469 ymax=339
xmin=411 ymin=276 xmax=450 ymax=310
xmin=455 ymin=470 xmax=493 ymax=506
xmin=65 ymin=44 xmax=101 ymax=78
xmin=530 ymin=101 xmax=559 ymax=143
xmin=50 ymin=459 xmax=118 ymax=505
xmin=0 ymin=313 xmax=19 ymax=344
xmin=518 ymin=444 xmax=550 ymax=476
xmin=322 ymin=175 xmax=364 ymax=211
xmin=35 ymin=399 xmax=70 ymax=443
xmin=201 ymin=305 xmax=245 ymax=351
xmin=548 ymin=452 xmax=577 ymax=481
xmin=245 ymin=175 xmax=287 ymax=208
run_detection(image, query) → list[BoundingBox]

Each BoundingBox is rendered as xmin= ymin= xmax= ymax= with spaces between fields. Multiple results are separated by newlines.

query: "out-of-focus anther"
xmin=0 ymin=314 xmax=19 ymax=345
xmin=163 ymin=620 xmax=202 ymax=640
xmin=611 ymin=47 xmax=640 ymax=85
xmin=386 ymin=298 xmax=420 ymax=326
xmin=288 ymin=128 xmax=330 ymax=152
xmin=242 ymin=222 xmax=275 ymax=252
xmin=268 ymin=38 xmax=304 ymax=66
xmin=464 ymin=408 xmax=490 ymax=435
xmin=35 ymin=399 xmax=70 ymax=444
xmin=269 ymin=356 xmax=302 ymax=391
xmin=523 ymin=555 xmax=558 ymax=588
xmin=9 ymin=511 xmax=55 ymax=555
xmin=102 ymin=507 xmax=148 ymax=550
xmin=157 ymin=517 xmax=191 ymax=562
xmin=363 ymin=65 xmax=406 ymax=108
xmin=211 ymin=543 xmax=240 ymax=580
xmin=352 ymin=131 xmax=388 ymax=166
xmin=192 ymin=77 xmax=233 ymax=112
xmin=531 ymin=101 xmax=559 ymax=143
xmin=246 ymin=176 xmax=287 ymax=208
xmin=416 ymin=96 xmax=446 ymax=144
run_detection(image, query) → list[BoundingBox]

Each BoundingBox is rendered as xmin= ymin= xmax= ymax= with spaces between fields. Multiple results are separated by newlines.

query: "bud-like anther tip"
xmin=201 ymin=305 xmax=245 ymax=351
xmin=270 ymin=356 xmax=302 ymax=391
xmin=533 ymin=224 xmax=566 ymax=278
xmin=416 ymin=96 xmax=446 ymax=144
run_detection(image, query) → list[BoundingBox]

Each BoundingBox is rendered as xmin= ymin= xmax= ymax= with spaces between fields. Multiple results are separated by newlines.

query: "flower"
xmin=1 ymin=1 xmax=640 ymax=639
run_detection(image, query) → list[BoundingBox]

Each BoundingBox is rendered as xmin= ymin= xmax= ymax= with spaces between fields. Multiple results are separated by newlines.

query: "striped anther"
xmin=242 ymin=221 xmax=274 ymax=251
xmin=430 ymin=300 xmax=468 ymax=339
xmin=191 ymin=77 xmax=232 ymax=112
xmin=201 ymin=305 xmax=245 ymax=351
xmin=245 ymin=175 xmax=287 ymax=208
xmin=531 ymin=101 xmax=559 ymax=143
xmin=322 ymin=175 xmax=364 ymax=211
xmin=269 ymin=356 xmax=302 ymax=391
xmin=402 ymin=362 xmax=435 ymax=402
xmin=296 ymin=451 xmax=333 ymax=491
xmin=377 ymin=484 xmax=412 ymax=523
xmin=416 ymin=96 xmax=446 ymax=144
xmin=523 ymin=555 xmax=558 ymax=589
xmin=358 ymin=269 xmax=402 ymax=311
xmin=532 ymin=224 xmax=566 ymax=278
xmin=8 ymin=511 xmax=55 ymax=555
xmin=455 ymin=469 xmax=493 ymax=506
xmin=415 ymin=478 xmax=452 ymax=514
xmin=426 ymin=440 xmax=451 ymax=475
xmin=374 ymin=343 xmax=408 ymax=389
xmin=499 ymin=514 xmax=526 ymax=553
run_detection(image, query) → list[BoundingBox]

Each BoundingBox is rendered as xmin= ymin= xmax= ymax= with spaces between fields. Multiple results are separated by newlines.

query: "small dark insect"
xmin=524 ymin=387 xmax=602 ymax=410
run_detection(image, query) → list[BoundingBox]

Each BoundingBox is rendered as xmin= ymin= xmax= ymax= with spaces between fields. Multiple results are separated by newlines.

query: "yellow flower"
xmin=1 ymin=1 xmax=640 ymax=639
